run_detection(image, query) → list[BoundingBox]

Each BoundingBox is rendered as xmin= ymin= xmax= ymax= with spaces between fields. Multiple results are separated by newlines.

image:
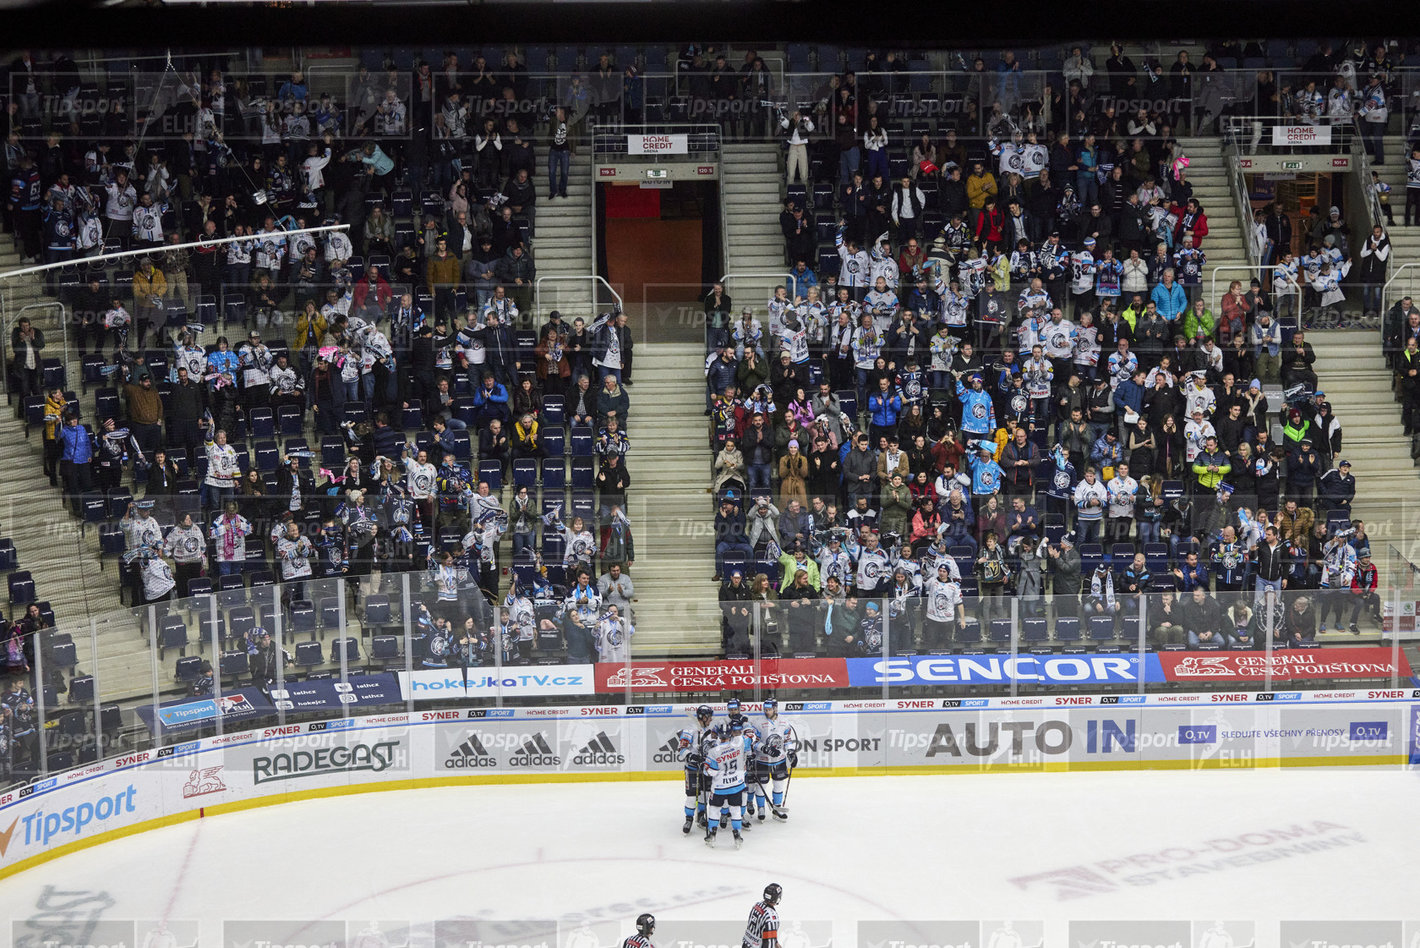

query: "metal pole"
xmin=209 ymin=592 xmax=223 ymax=738
xmin=1137 ymin=594 xmax=1148 ymax=697
xmin=492 ymin=601 xmax=504 ymax=709
xmin=89 ymin=617 xmax=102 ymax=759
xmin=273 ymin=586 xmax=286 ymax=727
xmin=402 ymin=572 xmax=414 ymax=716
xmin=1009 ymin=598 xmax=1018 ymax=699
xmin=0 ymin=224 xmax=350 ymax=284
xmin=34 ymin=636 xmax=48 ymax=776
xmin=332 ymin=579 xmax=348 ymax=719
xmin=146 ymin=604 xmax=163 ymax=750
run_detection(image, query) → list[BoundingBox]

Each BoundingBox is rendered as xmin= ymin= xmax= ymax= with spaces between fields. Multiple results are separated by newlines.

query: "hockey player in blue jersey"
xmin=703 ymin=719 xmax=755 ymax=849
xmin=679 ymin=705 xmax=716 ymax=833
xmin=750 ymin=698 xmax=798 ymax=822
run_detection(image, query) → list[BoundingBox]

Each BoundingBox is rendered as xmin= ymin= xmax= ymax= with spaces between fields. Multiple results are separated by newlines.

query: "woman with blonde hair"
xmin=777 ymin=438 xmax=809 ymax=507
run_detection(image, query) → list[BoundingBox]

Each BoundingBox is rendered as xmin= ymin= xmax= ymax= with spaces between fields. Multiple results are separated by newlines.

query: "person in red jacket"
xmin=1169 ymin=198 xmax=1209 ymax=248
xmin=974 ymin=196 xmax=1006 ymax=254
xmin=350 ymin=267 xmax=391 ymax=323
xmin=1348 ymin=549 xmax=1379 ymax=634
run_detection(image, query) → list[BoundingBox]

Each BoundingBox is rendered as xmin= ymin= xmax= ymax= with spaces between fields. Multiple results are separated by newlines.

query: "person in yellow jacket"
xmin=1191 ymin=435 xmax=1232 ymax=491
xmin=132 ymin=257 xmax=169 ymax=349
xmin=43 ymin=387 xmax=67 ymax=486
xmin=777 ymin=544 xmax=821 ymax=592
xmin=294 ymin=300 xmax=328 ymax=366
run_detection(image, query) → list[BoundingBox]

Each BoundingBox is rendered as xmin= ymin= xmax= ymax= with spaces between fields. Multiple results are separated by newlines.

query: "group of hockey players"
xmin=674 ymin=699 xmax=798 ymax=849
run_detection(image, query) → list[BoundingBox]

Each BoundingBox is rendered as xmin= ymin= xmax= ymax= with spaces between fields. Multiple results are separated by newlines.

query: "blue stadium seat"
xmin=295 ymin=640 xmax=325 ymax=671
xmin=478 ymin=459 xmax=504 ymax=490
xmin=1054 ymin=615 xmax=1081 ymax=642
xmin=1086 ymin=615 xmax=1115 ymax=642
xmin=542 ymin=395 xmax=565 ymax=426
xmin=569 ymin=426 xmax=594 ymax=457
xmin=570 ymin=457 xmax=595 ymax=490
xmin=542 ymin=426 xmax=565 ymax=458
xmin=513 ymin=459 xmax=538 ymax=488
xmin=541 ymin=457 xmax=565 ymax=490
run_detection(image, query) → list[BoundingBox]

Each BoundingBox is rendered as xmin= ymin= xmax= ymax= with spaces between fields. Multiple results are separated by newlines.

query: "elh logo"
xmin=445 ymin=733 xmax=497 ymax=769
xmin=510 ymin=732 xmax=561 ymax=767
xmin=572 ymin=731 xmax=625 ymax=766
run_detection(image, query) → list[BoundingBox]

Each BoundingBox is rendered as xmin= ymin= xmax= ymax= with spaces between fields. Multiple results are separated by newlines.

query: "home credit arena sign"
xmin=1270 ymin=124 xmax=1332 ymax=146
xmin=628 ymin=133 xmax=688 ymax=155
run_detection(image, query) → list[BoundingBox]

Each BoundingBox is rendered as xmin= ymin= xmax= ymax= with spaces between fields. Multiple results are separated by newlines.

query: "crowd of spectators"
xmin=702 ymin=48 xmax=1405 ymax=658
xmin=0 ymin=48 xmax=652 ymax=722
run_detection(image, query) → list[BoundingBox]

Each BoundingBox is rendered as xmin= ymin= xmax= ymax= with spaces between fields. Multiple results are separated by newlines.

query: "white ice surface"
xmin=3 ymin=768 xmax=1419 ymax=948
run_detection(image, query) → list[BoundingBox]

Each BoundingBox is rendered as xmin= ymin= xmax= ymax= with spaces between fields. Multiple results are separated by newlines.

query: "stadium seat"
xmin=330 ymin=637 xmax=361 ymax=664
xmin=569 ymin=426 xmax=594 ymax=457
xmin=1086 ymin=615 xmax=1115 ymax=642
xmin=294 ymin=641 xmax=325 ymax=671
xmin=174 ymin=655 xmax=203 ymax=683
xmin=1109 ymin=542 xmax=1135 ymax=565
xmin=513 ymin=459 xmax=538 ymax=488
xmin=570 ymin=457 xmax=594 ymax=491
xmin=289 ymin=600 xmax=317 ymax=639
xmin=542 ymin=426 xmax=565 ymax=458
xmin=542 ymin=394 xmax=565 ymax=425
xmin=219 ymin=650 xmax=248 ymax=679
xmin=159 ymin=615 xmax=189 ymax=659
xmin=988 ymin=618 xmax=1013 ymax=645
xmin=0 ymin=538 xmax=15 ymax=572
xmin=1021 ymin=617 xmax=1049 ymax=644
xmin=478 ymin=459 xmax=504 ymax=490
xmin=1054 ymin=615 xmax=1081 ymax=642
xmin=8 ymin=571 xmax=35 ymax=606
xmin=541 ymin=457 xmax=566 ymax=490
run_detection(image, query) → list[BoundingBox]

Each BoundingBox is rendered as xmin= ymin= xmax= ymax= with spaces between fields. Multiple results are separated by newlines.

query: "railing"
xmin=533 ymin=275 xmax=623 ymax=319
xmin=1219 ymin=128 xmax=1261 ymax=274
xmin=1382 ymin=263 xmax=1420 ymax=308
xmin=590 ymin=122 xmax=722 ymax=161
xmin=1222 ymin=114 xmax=1356 ymax=156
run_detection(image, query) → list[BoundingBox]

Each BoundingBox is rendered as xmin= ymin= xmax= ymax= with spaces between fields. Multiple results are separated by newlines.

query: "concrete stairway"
xmin=1368 ymin=133 xmax=1419 ymax=300
xmin=1178 ymin=134 xmax=1255 ymax=302
xmin=720 ymin=142 xmax=788 ymax=311
xmin=624 ymin=343 xmax=722 ymax=657
xmin=1308 ymin=329 xmax=1417 ymax=548
xmin=530 ymin=148 xmax=596 ymax=319
xmin=0 ymin=250 xmax=146 ymax=706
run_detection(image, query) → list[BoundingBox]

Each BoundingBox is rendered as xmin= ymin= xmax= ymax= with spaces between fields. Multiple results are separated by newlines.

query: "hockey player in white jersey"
xmin=678 ymin=705 xmax=716 ymax=833
xmin=702 ymin=720 xmax=754 ymax=848
xmin=744 ymin=883 xmax=783 ymax=948
xmin=750 ymin=698 xmax=797 ymax=821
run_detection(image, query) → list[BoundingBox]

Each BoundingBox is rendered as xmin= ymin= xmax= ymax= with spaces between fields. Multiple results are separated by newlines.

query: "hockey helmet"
xmin=763 ymin=883 xmax=783 ymax=905
xmin=762 ymin=697 xmax=778 ymax=719
xmin=636 ymin=914 xmax=655 ymax=936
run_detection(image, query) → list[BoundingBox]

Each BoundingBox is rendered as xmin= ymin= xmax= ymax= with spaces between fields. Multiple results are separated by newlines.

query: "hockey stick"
xmin=751 ymin=771 xmax=788 ymax=820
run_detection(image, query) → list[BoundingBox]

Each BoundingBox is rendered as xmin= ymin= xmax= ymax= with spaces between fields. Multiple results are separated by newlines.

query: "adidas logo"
xmin=652 ymin=734 xmax=681 ymax=764
xmin=445 ymin=734 xmax=496 ymax=769
xmin=509 ymin=732 xmax=560 ymax=767
xmin=572 ymin=731 xmax=625 ymax=766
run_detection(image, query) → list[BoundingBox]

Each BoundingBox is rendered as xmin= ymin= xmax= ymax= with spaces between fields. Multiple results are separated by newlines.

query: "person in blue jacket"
xmin=966 ymin=441 xmax=1004 ymax=497
xmin=1151 ymin=267 xmax=1188 ymax=321
xmin=58 ymin=410 xmax=95 ymax=514
xmin=955 ymin=372 xmax=996 ymax=436
xmin=472 ymin=371 xmax=510 ymax=429
xmin=867 ymin=376 xmax=902 ymax=445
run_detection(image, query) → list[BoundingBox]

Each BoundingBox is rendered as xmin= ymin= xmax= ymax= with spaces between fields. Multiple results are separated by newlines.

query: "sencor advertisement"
xmin=1 ymin=697 xmax=1416 ymax=876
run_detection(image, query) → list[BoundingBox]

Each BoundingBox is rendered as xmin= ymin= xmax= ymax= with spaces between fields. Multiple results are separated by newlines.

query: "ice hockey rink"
xmin=6 ymin=768 xmax=1420 ymax=948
